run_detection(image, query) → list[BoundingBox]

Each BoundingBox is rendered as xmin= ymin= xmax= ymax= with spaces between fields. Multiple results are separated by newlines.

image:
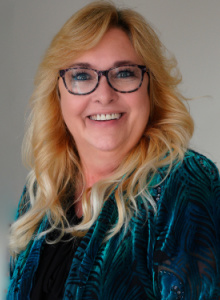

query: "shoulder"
xmin=158 ymin=149 xmax=220 ymax=215
xmin=155 ymin=149 xmax=220 ymax=244
xmin=168 ymin=149 xmax=219 ymax=189
xmin=154 ymin=150 xmax=220 ymax=299
xmin=15 ymin=181 xmax=38 ymax=220
xmin=15 ymin=185 xmax=30 ymax=219
xmin=182 ymin=149 xmax=219 ymax=178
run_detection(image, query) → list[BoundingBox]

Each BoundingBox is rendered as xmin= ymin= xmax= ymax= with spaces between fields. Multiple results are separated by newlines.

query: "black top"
xmin=30 ymin=212 xmax=82 ymax=300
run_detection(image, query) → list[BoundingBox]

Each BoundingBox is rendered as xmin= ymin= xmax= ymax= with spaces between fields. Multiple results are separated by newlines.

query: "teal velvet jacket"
xmin=7 ymin=150 xmax=220 ymax=299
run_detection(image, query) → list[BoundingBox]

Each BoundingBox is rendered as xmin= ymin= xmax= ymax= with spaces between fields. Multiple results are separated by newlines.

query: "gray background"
xmin=1 ymin=0 xmax=220 ymax=296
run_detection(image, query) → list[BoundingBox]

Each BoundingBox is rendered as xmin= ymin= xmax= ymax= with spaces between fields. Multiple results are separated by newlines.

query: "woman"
xmin=7 ymin=1 xmax=220 ymax=299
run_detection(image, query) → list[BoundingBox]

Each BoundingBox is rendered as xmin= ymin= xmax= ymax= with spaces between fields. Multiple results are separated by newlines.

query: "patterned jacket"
xmin=7 ymin=150 xmax=220 ymax=299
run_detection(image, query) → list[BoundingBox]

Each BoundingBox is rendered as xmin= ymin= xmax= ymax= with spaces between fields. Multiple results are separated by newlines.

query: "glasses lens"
xmin=64 ymin=68 xmax=98 ymax=95
xmin=108 ymin=65 xmax=143 ymax=92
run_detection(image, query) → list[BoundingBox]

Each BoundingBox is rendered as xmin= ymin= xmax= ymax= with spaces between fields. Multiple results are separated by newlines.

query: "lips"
xmin=89 ymin=113 xmax=122 ymax=121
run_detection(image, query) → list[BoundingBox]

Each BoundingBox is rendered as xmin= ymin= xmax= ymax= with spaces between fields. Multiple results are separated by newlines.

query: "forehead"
xmin=71 ymin=28 xmax=143 ymax=69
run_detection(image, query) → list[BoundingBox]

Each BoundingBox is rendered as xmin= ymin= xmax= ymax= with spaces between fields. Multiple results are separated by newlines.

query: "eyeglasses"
xmin=59 ymin=64 xmax=148 ymax=95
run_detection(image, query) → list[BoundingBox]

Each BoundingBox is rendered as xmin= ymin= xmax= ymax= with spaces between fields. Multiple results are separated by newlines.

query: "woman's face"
xmin=59 ymin=28 xmax=150 ymax=161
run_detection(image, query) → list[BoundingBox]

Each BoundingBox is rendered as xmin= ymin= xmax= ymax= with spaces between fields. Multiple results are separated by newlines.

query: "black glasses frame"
xmin=59 ymin=64 xmax=148 ymax=95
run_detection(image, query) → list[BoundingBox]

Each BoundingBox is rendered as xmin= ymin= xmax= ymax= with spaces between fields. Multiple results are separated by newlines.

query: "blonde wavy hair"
xmin=10 ymin=1 xmax=194 ymax=255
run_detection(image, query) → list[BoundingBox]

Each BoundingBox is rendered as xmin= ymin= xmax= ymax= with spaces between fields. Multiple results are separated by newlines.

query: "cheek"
xmin=60 ymin=99 xmax=72 ymax=126
xmin=133 ymin=76 xmax=150 ymax=118
xmin=59 ymin=79 xmax=82 ymax=118
xmin=60 ymin=90 xmax=85 ymax=123
xmin=140 ymin=101 xmax=150 ymax=131
xmin=60 ymin=100 xmax=77 ymax=139
xmin=134 ymin=95 xmax=151 ymax=135
xmin=60 ymin=100 xmax=81 ymax=130
xmin=132 ymin=92 xmax=150 ymax=120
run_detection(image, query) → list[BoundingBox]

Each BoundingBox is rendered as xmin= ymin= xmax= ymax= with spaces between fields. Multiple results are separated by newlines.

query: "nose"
xmin=92 ymin=74 xmax=118 ymax=105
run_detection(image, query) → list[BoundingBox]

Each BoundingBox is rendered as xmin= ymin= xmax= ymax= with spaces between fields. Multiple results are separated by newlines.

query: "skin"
xmin=59 ymin=28 xmax=150 ymax=213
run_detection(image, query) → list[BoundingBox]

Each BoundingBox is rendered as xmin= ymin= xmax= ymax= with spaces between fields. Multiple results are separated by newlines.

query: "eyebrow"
xmin=69 ymin=60 xmax=138 ymax=69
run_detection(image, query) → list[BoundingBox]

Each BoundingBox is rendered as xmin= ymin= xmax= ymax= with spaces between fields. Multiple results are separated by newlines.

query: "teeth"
xmin=90 ymin=113 xmax=121 ymax=121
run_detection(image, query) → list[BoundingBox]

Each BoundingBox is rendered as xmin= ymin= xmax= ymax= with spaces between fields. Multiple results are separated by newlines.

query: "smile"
xmin=89 ymin=113 xmax=122 ymax=121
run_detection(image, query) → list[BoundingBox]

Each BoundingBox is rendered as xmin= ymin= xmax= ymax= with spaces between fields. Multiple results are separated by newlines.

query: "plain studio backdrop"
xmin=1 ymin=0 xmax=220 ymax=296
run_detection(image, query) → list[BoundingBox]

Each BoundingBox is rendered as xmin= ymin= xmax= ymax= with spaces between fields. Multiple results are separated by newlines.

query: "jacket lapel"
xmin=17 ymin=216 xmax=48 ymax=299
xmin=64 ymin=196 xmax=117 ymax=299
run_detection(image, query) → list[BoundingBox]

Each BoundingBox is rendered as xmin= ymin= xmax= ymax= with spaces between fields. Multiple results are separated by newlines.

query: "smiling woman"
xmin=7 ymin=1 xmax=220 ymax=300
xmin=59 ymin=28 xmax=150 ymax=177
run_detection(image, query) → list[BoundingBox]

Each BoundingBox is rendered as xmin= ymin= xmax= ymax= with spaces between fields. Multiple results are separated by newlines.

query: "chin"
xmin=92 ymin=139 xmax=122 ymax=152
xmin=94 ymin=144 xmax=119 ymax=152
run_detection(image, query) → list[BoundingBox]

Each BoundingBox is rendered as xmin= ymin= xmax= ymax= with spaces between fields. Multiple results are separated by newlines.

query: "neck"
xmin=79 ymin=149 xmax=124 ymax=187
xmin=82 ymin=154 xmax=121 ymax=187
xmin=74 ymin=150 xmax=122 ymax=218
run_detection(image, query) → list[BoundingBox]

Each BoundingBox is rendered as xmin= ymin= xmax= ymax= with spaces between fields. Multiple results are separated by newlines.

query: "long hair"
xmin=9 ymin=1 xmax=194 ymax=255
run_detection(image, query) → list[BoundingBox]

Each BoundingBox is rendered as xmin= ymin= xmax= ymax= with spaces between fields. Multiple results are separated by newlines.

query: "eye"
xmin=116 ymin=70 xmax=135 ymax=79
xmin=72 ymin=72 xmax=91 ymax=81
